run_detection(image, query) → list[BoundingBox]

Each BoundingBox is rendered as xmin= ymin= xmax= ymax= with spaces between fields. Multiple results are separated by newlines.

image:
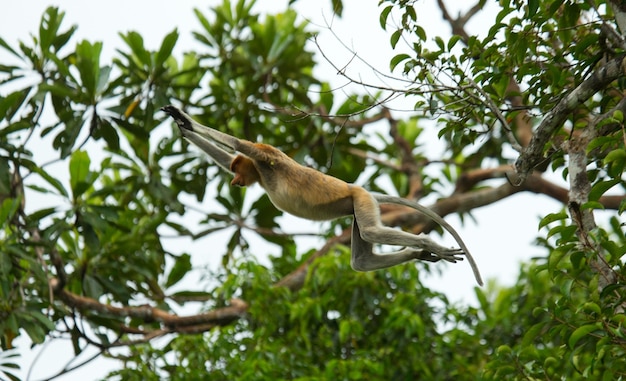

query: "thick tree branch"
xmin=608 ymin=0 xmax=626 ymax=36
xmin=436 ymin=0 xmax=485 ymax=40
xmin=274 ymin=231 xmax=351 ymax=291
xmin=515 ymin=55 xmax=626 ymax=178
xmin=385 ymin=108 xmax=424 ymax=199
xmin=565 ymin=139 xmax=617 ymax=288
xmin=50 ymin=278 xmax=248 ymax=331
xmin=383 ymin=169 xmax=625 ymax=233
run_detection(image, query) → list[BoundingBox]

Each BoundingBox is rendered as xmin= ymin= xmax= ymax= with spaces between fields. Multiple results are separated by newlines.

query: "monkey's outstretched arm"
xmin=373 ymin=193 xmax=483 ymax=286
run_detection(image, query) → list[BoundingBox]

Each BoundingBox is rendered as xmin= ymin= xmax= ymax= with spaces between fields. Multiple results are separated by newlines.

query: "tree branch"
xmin=260 ymin=71 xmax=390 ymax=129
xmin=436 ymin=0 xmax=485 ymax=40
xmin=274 ymin=230 xmax=351 ymax=291
xmin=50 ymin=278 xmax=248 ymax=331
xmin=515 ymin=55 xmax=626 ymax=179
xmin=385 ymin=108 xmax=424 ymax=199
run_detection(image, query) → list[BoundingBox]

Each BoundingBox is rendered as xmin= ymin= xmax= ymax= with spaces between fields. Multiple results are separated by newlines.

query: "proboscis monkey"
xmin=162 ymin=105 xmax=483 ymax=286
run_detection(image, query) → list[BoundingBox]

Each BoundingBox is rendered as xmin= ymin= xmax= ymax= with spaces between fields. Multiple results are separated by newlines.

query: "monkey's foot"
xmin=161 ymin=105 xmax=194 ymax=131
xmin=416 ymin=248 xmax=464 ymax=263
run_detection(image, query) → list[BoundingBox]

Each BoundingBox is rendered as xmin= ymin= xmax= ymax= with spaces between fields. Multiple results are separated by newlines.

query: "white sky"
xmin=1 ymin=1 xmax=562 ymax=379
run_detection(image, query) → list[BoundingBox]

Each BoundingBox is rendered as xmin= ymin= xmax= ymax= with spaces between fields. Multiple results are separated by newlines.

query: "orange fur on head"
xmin=230 ymin=155 xmax=261 ymax=187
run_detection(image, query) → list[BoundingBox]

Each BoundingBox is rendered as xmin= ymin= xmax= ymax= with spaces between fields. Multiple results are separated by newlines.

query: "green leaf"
xmin=429 ymin=98 xmax=438 ymax=115
xmin=587 ymin=136 xmax=617 ymax=154
xmin=318 ymin=82 xmax=334 ymax=113
xmin=28 ymin=309 xmax=57 ymax=331
xmin=38 ymin=83 xmax=77 ymax=99
xmin=604 ymin=148 xmax=626 ymax=177
xmin=0 ymin=37 xmax=20 ymax=58
xmin=156 ymin=29 xmax=179 ymax=67
xmin=415 ymin=25 xmax=426 ymax=41
xmin=0 ymin=89 xmax=30 ymax=121
xmin=39 ymin=7 xmax=64 ymax=52
xmin=83 ymin=274 xmax=104 ymax=298
xmin=22 ymin=160 xmax=68 ymax=197
xmin=0 ymin=199 xmax=20 ymax=228
xmin=75 ymin=40 xmax=102 ymax=100
xmin=339 ymin=319 xmax=351 ymax=343
xmin=96 ymin=65 xmax=112 ymax=95
xmin=434 ymin=36 xmax=445 ymax=50
xmin=604 ymin=148 xmax=626 ymax=164
xmin=379 ymin=6 xmax=393 ymax=30
xmin=52 ymin=24 xmax=77 ymax=51
xmin=613 ymin=109 xmax=624 ymax=122
xmin=0 ymin=370 xmax=20 ymax=381
xmin=448 ymin=35 xmax=462 ymax=51
xmin=390 ymin=53 xmax=410 ymax=72
xmin=121 ymin=31 xmax=151 ymax=67
xmin=69 ymin=150 xmax=92 ymax=199
xmin=538 ymin=211 xmax=568 ymax=229
xmin=548 ymin=249 xmax=566 ymax=273
xmin=331 ymin=0 xmax=343 ymax=17
xmin=168 ymin=290 xmax=213 ymax=303
xmin=568 ymin=323 xmax=600 ymax=349
xmin=28 ymin=207 xmax=58 ymax=222
xmin=21 ymin=316 xmax=47 ymax=344
xmin=390 ymin=29 xmax=402 ymax=49
xmin=527 ymin=0 xmax=539 ymax=17
xmin=474 ymin=286 xmax=488 ymax=311
xmin=166 ymin=254 xmax=192 ymax=288
xmin=581 ymin=201 xmax=603 ymax=210
xmin=521 ymin=322 xmax=544 ymax=346
xmin=0 ymin=157 xmax=11 ymax=197
xmin=580 ymin=302 xmax=601 ymax=315
xmin=570 ymin=250 xmax=585 ymax=270
xmin=267 ymin=34 xmax=294 ymax=64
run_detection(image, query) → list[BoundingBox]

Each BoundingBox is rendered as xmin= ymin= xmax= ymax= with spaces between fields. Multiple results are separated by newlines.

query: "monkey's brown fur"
xmin=162 ymin=105 xmax=482 ymax=285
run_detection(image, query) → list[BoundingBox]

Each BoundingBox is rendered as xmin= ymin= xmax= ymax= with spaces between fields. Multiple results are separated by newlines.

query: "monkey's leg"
xmin=180 ymin=132 xmax=237 ymax=172
xmin=372 ymin=193 xmax=483 ymax=286
xmin=350 ymin=219 xmax=443 ymax=272
xmin=162 ymin=105 xmax=241 ymax=152
xmin=352 ymin=190 xmax=464 ymax=263
xmin=162 ymin=105 xmax=277 ymax=164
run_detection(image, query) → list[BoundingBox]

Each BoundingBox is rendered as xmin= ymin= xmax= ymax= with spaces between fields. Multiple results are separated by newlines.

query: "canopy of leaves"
xmin=0 ymin=0 xmax=625 ymax=380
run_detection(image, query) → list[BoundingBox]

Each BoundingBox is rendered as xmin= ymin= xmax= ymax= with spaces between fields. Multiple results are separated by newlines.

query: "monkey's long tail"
xmin=373 ymin=194 xmax=483 ymax=286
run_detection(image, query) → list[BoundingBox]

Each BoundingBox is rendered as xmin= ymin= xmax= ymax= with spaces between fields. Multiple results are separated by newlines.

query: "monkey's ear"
xmin=230 ymin=156 xmax=243 ymax=172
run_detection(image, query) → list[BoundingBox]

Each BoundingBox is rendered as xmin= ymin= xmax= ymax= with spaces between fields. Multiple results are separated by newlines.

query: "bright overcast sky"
xmin=1 ymin=1 xmax=557 ymax=379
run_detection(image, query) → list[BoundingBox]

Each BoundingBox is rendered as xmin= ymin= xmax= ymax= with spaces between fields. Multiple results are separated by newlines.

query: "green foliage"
xmin=2 ymin=0 xmax=626 ymax=379
xmin=380 ymin=0 xmax=626 ymax=378
xmin=0 ymin=1 xmax=380 ymax=377
xmin=113 ymin=254 xmax=489 ymax=380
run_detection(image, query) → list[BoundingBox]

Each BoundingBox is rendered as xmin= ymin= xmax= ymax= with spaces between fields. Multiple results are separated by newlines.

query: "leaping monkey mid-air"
xmin=162 ymin=105 xmax=483 ymax=286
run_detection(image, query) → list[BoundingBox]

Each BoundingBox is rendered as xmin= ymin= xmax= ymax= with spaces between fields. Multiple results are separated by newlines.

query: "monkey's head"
xmin=230 ymin=155 xmax=261 ymax=187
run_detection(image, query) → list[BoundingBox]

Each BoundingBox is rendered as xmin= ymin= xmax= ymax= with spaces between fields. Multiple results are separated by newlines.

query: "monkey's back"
xmin=263 ymin=162 xmax=355 ymax=221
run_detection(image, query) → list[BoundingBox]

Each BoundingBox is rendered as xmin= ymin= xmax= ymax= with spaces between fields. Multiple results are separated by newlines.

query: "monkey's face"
xmin=230 ymin=155 xmax=260 ymax=187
